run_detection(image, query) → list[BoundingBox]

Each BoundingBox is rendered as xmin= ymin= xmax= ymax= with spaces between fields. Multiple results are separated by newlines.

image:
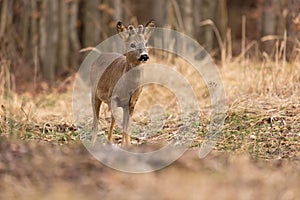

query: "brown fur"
xmin=90 ymin=20 xmax=155 ymax=145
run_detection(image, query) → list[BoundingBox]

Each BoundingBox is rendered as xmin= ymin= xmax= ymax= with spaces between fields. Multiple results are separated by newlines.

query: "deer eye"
xmin=130 ymin=43 xmax=136 ymax=48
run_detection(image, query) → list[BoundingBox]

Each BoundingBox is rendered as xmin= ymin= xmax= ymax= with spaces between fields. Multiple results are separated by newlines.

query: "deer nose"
xmin=138 ymin=53 xmax=149 ymax=62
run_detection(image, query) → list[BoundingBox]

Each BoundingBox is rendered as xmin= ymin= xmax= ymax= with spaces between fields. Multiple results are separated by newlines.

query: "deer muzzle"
xmin=138 ymin=53 xmax=149 ymax=62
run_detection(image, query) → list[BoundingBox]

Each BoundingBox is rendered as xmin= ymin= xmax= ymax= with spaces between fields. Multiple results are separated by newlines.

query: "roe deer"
xmin=90 ymin=20 xmax=155 ymax=145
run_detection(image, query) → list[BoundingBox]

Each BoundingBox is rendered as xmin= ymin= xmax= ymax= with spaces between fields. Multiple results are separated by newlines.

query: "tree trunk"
xmin=153 ymin=0 xmax=166 ymax=26
xmin=30 ymin=0 xmax=38 ymax=60
xmin=58 ymin=0 xmax=69 ymax=74
xmin=0 ymin=0 xmax=9 ymax=39
xmin=82 ymin=0 xmax=100 ymax=47
xmin=69 ymin=0 xmax=80 ymax=69
xmin=19 ymin=1 xmax=31 ymax=59
xmin=113 ymin=0 xmax=123 ymax=21
xmin=183 ymin=0 xmax=193 ymax=37
xmin=193 ymin=0 xmax=202 ymax=41
xmin=217 ymin=0 xmax=228 ymax=42
xmin=262 ymin=0 xmax=277 ymax=54
xmin=286 ymin=0 xmax=300 ymax=60
xmin=203 ymin=0 xmax=217 ymax=51
xmin=40 ymin=0 xmax=59 ymax=82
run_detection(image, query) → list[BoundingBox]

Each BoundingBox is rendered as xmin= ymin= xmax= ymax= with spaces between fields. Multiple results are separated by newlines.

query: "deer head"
xmin=116 ymin=20 xmax=155 ymax=65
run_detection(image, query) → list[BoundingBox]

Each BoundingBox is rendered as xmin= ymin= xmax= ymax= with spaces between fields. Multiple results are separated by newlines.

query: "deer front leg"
xmin=107 ymin=114 xmax=115 ymax=143
xmin=91 ymin=96 xmax=102 ymax=145
xmin=122 ymin=107 xmax=131 ymax=146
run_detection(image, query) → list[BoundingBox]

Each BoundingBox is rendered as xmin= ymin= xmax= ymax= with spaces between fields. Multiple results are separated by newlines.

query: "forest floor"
xmin=0 ymin=61 xmax=299 ymax=199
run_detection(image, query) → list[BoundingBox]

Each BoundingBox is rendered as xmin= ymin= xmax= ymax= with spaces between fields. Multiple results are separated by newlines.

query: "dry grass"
xmin=218 ymin=61 xmax=300 ymax=160
xmin=0 ymin=54 xmax=299 ymax=158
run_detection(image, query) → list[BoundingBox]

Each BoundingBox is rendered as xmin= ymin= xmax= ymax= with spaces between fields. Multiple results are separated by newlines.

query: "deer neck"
xmin=125 ymin=55 xmax=142 ymax=71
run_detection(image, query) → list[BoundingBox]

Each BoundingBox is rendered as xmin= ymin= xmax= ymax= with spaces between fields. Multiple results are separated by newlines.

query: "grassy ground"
xmin=0 ymin=58 xmax=299 ymax=199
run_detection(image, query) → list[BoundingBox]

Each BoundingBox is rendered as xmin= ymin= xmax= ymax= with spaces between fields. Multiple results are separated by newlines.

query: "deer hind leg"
xmin=91 ymin=95 xmax=102 ymax=145
xmin=107 ymin=113 xmax=115 ymax=143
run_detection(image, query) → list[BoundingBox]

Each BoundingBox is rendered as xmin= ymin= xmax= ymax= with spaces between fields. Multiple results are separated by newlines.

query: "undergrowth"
xmin=0 ymin=52 xmax=299 ymax=161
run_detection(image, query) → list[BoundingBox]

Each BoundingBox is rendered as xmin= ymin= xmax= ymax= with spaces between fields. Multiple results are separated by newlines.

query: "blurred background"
xmin=0 ymin=0 xmax=299 ymax=92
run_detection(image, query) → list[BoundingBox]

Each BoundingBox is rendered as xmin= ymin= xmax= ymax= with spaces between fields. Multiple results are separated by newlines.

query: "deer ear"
xmin=144 ymin=20 xmax=155 ymax=40
xmin=116 ymin=21 xmax=129 ymax=40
